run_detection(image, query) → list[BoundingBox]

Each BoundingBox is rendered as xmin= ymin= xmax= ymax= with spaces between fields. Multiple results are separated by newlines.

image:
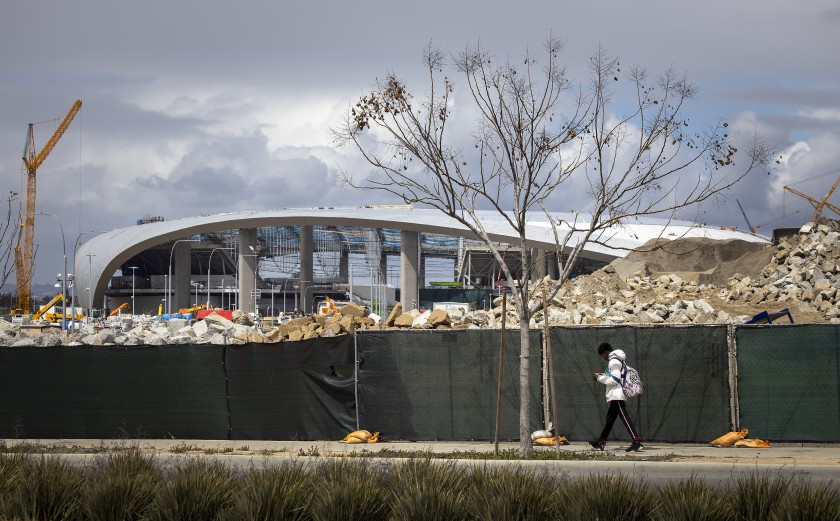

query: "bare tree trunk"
xmin=518 ymin=316 xmax=531 ymax=456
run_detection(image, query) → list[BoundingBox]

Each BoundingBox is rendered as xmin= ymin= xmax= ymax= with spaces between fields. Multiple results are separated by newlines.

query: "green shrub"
xmin=561 ymin=474 xmax=655 ymax=521
xmin=309 ymin=460 xmax=390 ymax=521
xmin=389 ymin=458 xmax=471 ymax=521
xmin=729 ymin=471 xmax=792 ymax=521
xmin=221 ymin=462 xmax=314 ymax=521
xmin=769 ymin=479 xmax=840 ymax=521
xmin=467 ymin=465 xmax=562 ymax=520
xmin=2 ymin=455 xmax=84 ymax=521
xmin=151 ymin=458 xmax=239 ymax=521
xmin=82 ymin=447 xmax=160 ymax=521
xmin=653 ymin=476 xmax=730 ymax=521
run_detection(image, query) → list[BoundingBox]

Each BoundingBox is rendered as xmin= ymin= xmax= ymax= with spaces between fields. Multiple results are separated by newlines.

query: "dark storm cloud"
xmin=2 ymin=0 xmax=838 ymax=287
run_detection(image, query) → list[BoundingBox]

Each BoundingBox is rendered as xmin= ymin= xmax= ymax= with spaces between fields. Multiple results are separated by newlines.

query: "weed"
xmin=221 ymin=462 xmax=314 ymax=521
xmin=769 ymin=479 xmax=840 ymax=521
xmin=169 ymin=443 xmax=202 ymax=454
xmin=297 ymin=446 xmax=321 ymax=457
xmin=2 ymin=455 xmax=84 ymax=520
xmin=653 ymin=476 xmax=730 ymax=521
xmin=83 ymin=447 xmax=160 ymax=521
xmin=562 ymin=474 xmax=655 ymax=520
xmin=151 ymin=458 xmax=239 ymax=521
xmin=730 ymin=471 xmax=792 ymax=520
xmin=309 ymin=459 xmax=390 ymax=521
xmin=390 ymin=458 xmax=471 ymax=521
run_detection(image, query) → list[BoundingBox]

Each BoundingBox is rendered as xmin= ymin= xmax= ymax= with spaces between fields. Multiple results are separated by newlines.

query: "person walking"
xmin=590 ymin=342 xmax=644 ymax=452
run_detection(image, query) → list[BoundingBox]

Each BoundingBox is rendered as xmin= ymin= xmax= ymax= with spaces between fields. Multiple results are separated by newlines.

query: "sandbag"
xmin=342 ymin=430 xmax=374 ymax=442
xmin=530 ymin=429 xmax=554 ymax=442
xmin=341 ymin=430 xmax=380 ymax=444
xmin=532 ymin=436 xmax=569 ymax=446
xmin=710 ymin=428 xmax=748 ymax=447
xmin=734 ymin=438 xmax=771 ymax=449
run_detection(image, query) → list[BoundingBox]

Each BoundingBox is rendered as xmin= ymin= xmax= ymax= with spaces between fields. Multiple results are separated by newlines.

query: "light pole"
xmin=128 ymin=266 xmax=138 ymax=315
xmin=303 ymin=281 xmax=314 ymax=315
xmin=207 ymin=247 xmax=234 ymax=309
xmin=191 ymin=281 xmax=202 ymax=307
xmin=168 ymin=239 xmax=199 ymax=316
xmin=37 ymin=213 xmax=67 ymax=329
xmin=71 ymin=230 xmax=106 ymax=330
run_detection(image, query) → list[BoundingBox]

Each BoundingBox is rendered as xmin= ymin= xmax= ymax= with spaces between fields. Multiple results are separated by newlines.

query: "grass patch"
xmin=309 ymin=459 xmax=390 ymax=521
xmin=83 ymin=447 xmax=160 ymax=521
xmin=152 ymin=458 xmax=239 ymax=521
xmin=221 ymin=462 xmax=314 ymax=521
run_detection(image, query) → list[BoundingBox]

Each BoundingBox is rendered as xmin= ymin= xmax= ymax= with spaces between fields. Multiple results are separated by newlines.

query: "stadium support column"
xmin=400 ymin=230 xmax=419 ymax=311
xmin=534 ymin=248 xmax=548 ymax=281
xmin=300 ymin=225 xmax=313 ymax=314
xmin=239 ymin=228 xmax=258 ymax=314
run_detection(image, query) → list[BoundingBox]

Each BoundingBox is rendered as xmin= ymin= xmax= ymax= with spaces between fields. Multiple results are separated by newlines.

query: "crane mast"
xmin=13 ymin=99 xmax=82 ymax=315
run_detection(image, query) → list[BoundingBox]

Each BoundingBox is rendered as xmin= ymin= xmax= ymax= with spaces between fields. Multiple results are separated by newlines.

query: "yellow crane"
xmin=783 ymin=174 xmax=840 ymax=223
xmin=13 ymin=99 xmax=82 ymax=315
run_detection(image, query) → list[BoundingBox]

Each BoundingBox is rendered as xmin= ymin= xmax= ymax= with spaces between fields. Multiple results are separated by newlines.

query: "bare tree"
xmin=334 ymin=39 xmax=770 ymax=455
xmin=0 ymin=191 xmax=23 ymax=296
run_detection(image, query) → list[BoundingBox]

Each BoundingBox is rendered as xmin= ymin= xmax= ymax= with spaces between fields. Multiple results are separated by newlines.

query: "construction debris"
xmin=1 ymin=220 xmax=838 ymax=347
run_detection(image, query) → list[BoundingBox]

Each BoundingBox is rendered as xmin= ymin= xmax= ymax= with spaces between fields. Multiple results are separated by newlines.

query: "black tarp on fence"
xmin=1 ymin=324 xmax=837 ymax=442
xmin=736 ymin=324 xmax=840 ymax=442
xmin=549 ymin=326 xmax=731 ymax=443
xmin=0 ymin=345 xmax=229 ymax=439
xmin=356 ymin=329 xmax=542 ymax=441
xmin=0 ymin=337 xmax=357 ymax=440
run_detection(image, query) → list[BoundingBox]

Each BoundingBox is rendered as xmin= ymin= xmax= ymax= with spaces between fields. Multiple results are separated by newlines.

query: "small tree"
xmin=335 ymin=38 xmax=770 ymax=455
xmin=0 ymin=192 xmax=22 ymax=295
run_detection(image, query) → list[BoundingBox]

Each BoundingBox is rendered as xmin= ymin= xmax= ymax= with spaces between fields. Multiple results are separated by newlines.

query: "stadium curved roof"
xmin=74 ymin=207 xmax=768 ymax=308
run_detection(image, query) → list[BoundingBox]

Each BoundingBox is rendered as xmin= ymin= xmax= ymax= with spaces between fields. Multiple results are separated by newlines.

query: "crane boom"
xmin=13 ymin=99 xmax=82 ymax=315
xmin=783 ymin=174 xmax=840 ymax=223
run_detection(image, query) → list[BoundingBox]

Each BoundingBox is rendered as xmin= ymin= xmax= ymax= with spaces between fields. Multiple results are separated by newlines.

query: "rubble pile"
xmin=1 ymin=220 xmax=837 ymax=347
xmin=460 ymin=219 xmax=840 ymax=327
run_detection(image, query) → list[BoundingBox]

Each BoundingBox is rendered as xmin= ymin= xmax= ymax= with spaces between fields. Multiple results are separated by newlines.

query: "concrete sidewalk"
xmin=6 ymin=439 xmax=839 ymax=465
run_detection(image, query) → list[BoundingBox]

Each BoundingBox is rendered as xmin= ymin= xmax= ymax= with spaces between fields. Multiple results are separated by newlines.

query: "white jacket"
xmin=597 ymin=349 xmax=626 ymax=401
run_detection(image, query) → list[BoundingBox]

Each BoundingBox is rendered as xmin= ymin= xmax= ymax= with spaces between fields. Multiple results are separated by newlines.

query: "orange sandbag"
xmin=532 ymin=436 xmax=569 ymax=446
xmin=710 ymin=429 xmax=748 ymax=447
xmin=734 ymin=438 xmax=771 ymax=448
xmin=342 ymin=430 xmax=373 ymax=442
xmin=341 ymin=430 xmax=380 ymax=443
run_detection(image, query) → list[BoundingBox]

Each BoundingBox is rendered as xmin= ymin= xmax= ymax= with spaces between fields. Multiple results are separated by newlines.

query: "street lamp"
xmin=128 ymin=266 xmax=138 ymax=315
xmin=71 ymin=230 xmax=106 ymax=330
xmin=191 ymin=281 xmax=202 ymax=307
xmin=206 ymin=247 xmax=234 ymax=309
xmin=37 ymin=212 xmax=67 ymax=329
xmin=168 ymin=239 xmax=199 ymax=316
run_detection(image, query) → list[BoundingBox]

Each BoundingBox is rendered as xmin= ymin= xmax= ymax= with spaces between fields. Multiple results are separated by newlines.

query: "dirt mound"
xmin=611 ymin=237 xmax=772 ymax=286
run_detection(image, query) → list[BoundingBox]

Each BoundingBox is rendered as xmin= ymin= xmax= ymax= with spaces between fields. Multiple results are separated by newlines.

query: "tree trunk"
xmin=518 ymin=314 xmax=531 ymax=456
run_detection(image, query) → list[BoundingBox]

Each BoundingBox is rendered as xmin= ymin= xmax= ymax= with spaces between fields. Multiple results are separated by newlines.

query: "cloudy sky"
xmin=2 ymin=0 xmax=839 ymax=288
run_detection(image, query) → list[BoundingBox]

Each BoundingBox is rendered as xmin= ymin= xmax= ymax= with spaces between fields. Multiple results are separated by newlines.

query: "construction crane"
xmin=13 ymin=99 xmax=82 ymax=315
xmin=783 ymin=174 xmax=840 ymax=223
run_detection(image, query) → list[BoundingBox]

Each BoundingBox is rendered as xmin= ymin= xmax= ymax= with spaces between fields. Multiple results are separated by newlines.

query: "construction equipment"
xmin=783 ymin=174 xmax=840 ymax=223
xmin=736 ymin=200 xmax=755 ymax=233
xmin=32 ymin=293 xmax=65 ymax=320
xmin=109 ymin=302 xmax=130 ymax=317
xmin=178 ymin=303 xmax=207 ymax=315
xmin=13 ymin=100 xmax=83 ymax=315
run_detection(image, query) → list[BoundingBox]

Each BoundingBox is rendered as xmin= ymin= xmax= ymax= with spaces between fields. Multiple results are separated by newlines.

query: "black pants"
xmin=598 ymin=400 xmax=641 ymax=442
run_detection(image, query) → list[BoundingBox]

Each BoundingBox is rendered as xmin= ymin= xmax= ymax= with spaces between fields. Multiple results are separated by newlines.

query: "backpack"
xmin=609 ymin=356 xmax=645 ymax=398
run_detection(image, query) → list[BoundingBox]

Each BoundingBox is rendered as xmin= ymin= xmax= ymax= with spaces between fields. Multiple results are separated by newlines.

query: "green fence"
xmin=735 ymin=324 xmax=840 ymax=442
xmin=0 ymin=324 xmax=837 ymax=442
